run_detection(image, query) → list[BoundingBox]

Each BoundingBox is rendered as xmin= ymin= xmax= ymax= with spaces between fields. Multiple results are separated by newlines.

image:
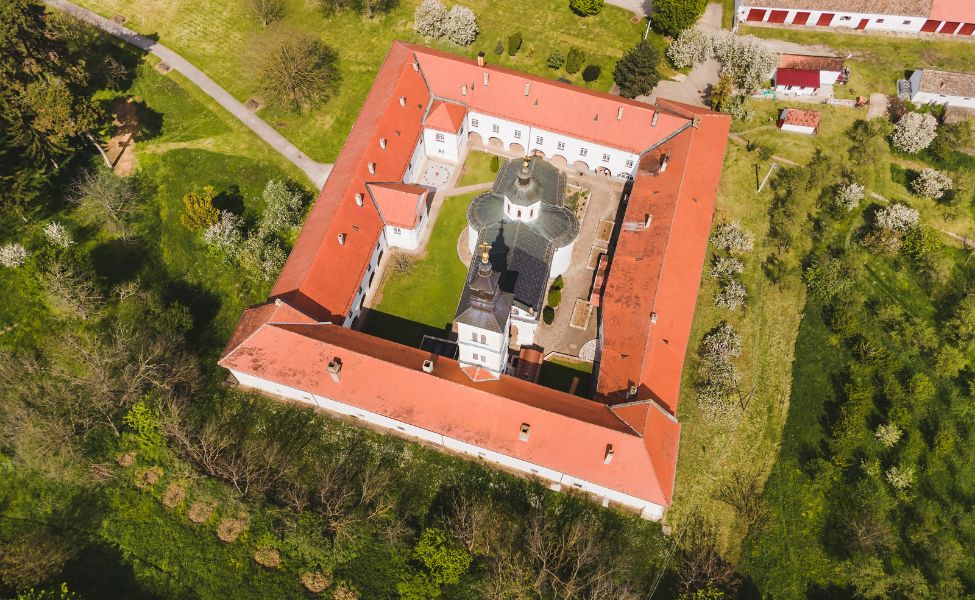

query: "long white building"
xmin=736 ymin=0 xmax=975 ymax=36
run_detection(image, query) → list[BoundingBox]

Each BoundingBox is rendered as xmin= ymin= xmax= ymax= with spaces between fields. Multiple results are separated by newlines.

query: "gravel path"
xmin=45 ymin=0 xmax=333 ymax=189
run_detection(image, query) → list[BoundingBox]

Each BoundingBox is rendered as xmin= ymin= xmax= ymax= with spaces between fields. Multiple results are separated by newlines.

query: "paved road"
xmin=44 ymin=0 xmax=333 ymax=189
xmin=643 ymin=3 xmax=723 ymax=107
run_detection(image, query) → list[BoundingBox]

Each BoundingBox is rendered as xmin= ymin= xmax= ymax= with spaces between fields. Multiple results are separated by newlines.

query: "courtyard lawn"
xmin=71 ymin=0 xmax=661 ymax=163
xmin=457 ymin=150 xmax=503 ymax=187
xmin=742 ymin=26 xmax=975 ymax=99
xmin=365 ymin=191 xmax=475 ymax=346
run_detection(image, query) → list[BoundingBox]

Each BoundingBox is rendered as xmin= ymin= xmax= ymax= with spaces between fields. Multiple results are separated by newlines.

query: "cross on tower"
xmin=478 ymin=241 xmax=491 ymax=263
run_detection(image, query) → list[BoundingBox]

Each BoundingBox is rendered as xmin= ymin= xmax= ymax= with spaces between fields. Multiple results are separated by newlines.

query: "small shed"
xmin=778 ymin=108 xmax=821 ymax=135
xmin=774 ymin=54 xmax=848 ymax=96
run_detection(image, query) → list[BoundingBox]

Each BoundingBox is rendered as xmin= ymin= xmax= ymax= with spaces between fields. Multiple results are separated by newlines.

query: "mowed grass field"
xmin=73 ymin=0 xmax=656 ymax=163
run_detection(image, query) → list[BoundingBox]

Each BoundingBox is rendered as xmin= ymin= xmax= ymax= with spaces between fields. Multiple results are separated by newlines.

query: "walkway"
xmin=44 ymin=0 xmax=333 ymax=189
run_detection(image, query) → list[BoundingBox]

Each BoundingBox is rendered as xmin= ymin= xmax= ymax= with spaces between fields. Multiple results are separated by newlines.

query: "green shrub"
xmin=490 ymin=155 xmax=500 ymax=172
xmin=493 ymin=39 xmax=504 ymax=55
xmin=507 ymin=32 xmax=522 ymax=56
xmin=569 ymin=0 xmax=603 ymax=16
xmin=542 ymin=305 xmax=555 ymax=325
xmin=581 ymin=64 xmax=601 ymax=82
xmin=565 ymin=47 xmax=585 ymax=74
xmin=547 ymin=50 xmax=565 ymax=69
xmin=650 ymin=0 xmax=707 ymax=36
xmin=180 ymin=185 xmax=220 ymax=231
xmin=547 ymin=287 xmax=562 ymax=308
xmin=551 ymin=275 xmax=564 ymax=291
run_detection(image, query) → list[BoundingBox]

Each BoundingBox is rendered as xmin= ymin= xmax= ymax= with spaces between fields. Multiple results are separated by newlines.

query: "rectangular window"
xmin=393 ymin=227 xmax=402 ymax=234
xmin=514 ymin=130 xmax=521 ymax=139
xmin=839 ymin=15 xmax=851 ymax=21
xmin=492 ymin=124 xmax=500 ymax=133
xmin=471 ymin=118 xmax=479 ymax=127
xmin=435 ymin=132 xmax=445 ymax=142
xmin=557 ymin=141 xmax=565 ymax=151
xmin=580 ymin=148 xmax=588 ymax=157
xmin=903 ymin=20 xmax=911 ymax=25
xmin=602 ymin=153 xmax=610 ymax=162
xmin=471 ymin=332 xmax=477 ymax=342
xmin=535 ymin=136 xmax=543 ymax=144
xmin=480 ymin=334 xmax=486 ymax=344
xmin=625 ymin=159 xmax=634 ymax=168
xmin=876 ymin=18 xmax=884 ymax=23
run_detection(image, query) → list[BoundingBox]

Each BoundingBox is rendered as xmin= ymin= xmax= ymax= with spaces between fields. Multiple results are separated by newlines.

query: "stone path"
xmin=445 ymin=182 xmax=493 ymax=197
xmin=44 ymin=0 xmax=332 ymax=189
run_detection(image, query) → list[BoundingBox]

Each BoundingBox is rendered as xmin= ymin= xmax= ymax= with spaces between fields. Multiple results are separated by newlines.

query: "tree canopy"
xmin=612 ymin=40 xmax=660 ymax=99
xmin=651 ymin=0 xmax=707 ymax=36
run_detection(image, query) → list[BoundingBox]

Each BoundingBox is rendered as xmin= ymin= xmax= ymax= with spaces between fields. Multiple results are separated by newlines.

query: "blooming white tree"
xmin=710 ymin=220 xmax=755 ymax=255
xmin=714 ymin=278 xmax=746 ymax=310
xmin=414 ymin=0 xmax=447 ymax=37
xmin=911 ymin=168 xmax=954 ymax=199
xmin=834 ymin=182 xmax=865 ymax=211
xmin=0 ymin=243 xmax=28 ymax=268
xmin=876 ymin=203 xmax=920 ymax=232
xmin=666 ymin=28 xmax=713 ymax=69
xmin=259 ymin=180 xmax=304 ymax=235
xmin=891 ymin=112 xmax=938 ymax=154
xmin=875 ymin=423 xmax=903 ymax=448
xmin=696 ymin=323 xmax=744 ymax=420
xmin=240 ymin=233 xmax=287 ymax=282
xmin=203 ymin=211 xmax=243 ymax=257
xmin=42 ymin=221 xmax=74 ymax=249
xmin=443 ymin=5 xmax=478 ymax=46
xmin=885 ymin=464 xmax=916 ymax=492
xmin=711 ymin=32 xmax=778 ymax=94
xmin=708 ymin=256 xmax=744 ymax=280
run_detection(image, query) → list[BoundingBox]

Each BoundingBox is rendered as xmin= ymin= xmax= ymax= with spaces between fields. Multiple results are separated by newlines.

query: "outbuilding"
xmin=778 ymin=108 xmax=821 ymax=134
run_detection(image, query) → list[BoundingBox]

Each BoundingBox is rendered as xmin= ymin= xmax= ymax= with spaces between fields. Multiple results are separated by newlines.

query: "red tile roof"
xmin=776 ymin=68 xmax=821 ymax=88
xmin=224 ymin=42 xmax=732 ymax=511
xmin=930 ymin=0 xmax=975 ymax=22
xmin=424 ymin=100 xmax=467 ymax=133
xmin=367 ymin=182 xmax=429 ymax=228
xmin=220 ymin=319 xmax=671 ymax=505
xmin=781 ymin=108 xmax=821 ymax=129
xmin=778 ymin=54 xmax=845 ymax=72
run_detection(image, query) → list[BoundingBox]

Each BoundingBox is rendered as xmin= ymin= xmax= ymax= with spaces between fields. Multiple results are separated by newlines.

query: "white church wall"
xmin=511 ymin=316 xmax=537 ymax=347
xmin=230 ymin=369 xmax=667 ymax=520
xmin=551 ymin=242 xmax=574 ymax=277
xmin=457 ymin=321 xmax=508 ymax=372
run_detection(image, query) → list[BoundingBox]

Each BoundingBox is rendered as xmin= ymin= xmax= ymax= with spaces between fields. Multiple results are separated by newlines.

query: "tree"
xmin=239 ymin=231 xmax=287 ymax=282
xmin=667 ymin=27 xmax=713 ymax=69
xmin=582 ymin=65 xmax=601 ymax=82
xmin=203 ymin=211 xmax=243 ymax=258
xmin=547 ymin=50 xmax=565 ymax=69
xmin=508 ymin=32 xmax=523 ymax=56
xmin=247 ymin=0 xmax=286 ymax=26
xmin=696 ymin=323 xmax=743 ymax=419
xmin=714 ymin=278 xmax=746 ymax=310
xmin=181 ymin=185 xmax=220 ymax=231
xmin=569 ymin=0 xmax=603 ymax=17
xmin=651 ymin=0 xmax=707 ymax=36
xmin=493 ymin=39 xmax=503 ymax=55
xmin=833 ymin=182 xmax=865 ymax=211
xmin=258 ymin=37 xmax=339 ymax=113
xmin=875 ymin=423 xmax=903 ymax=448
xmin=259 ymin=179 xmax=305 ymax=234
xmin=414 ymin=0 xmax=447 ymax=37
xmin=911 ymin=168 xmax=953 ymax=199
xmin=70 ymin=167 xmax=138 ymax=236
xmin=443 ymin=5 xmax=478 ymax=46
xmin=803 ymin=254 xmax=853 ymax=301
xmin=41 ymin=258 xmax=102 ymax=319
xmin=565 ymin=47 xmax=585 ymax=75
xmin=612 ymin=40 xmax=660 ymax=99
xmin=0 ymin=532 xmax=73 ymax=590
xmin=707 ymin=74 xmax=734 ymax=112
xmin=711 ymin=32 xmax=777 ymax=94
xmin=42 ymin=221 xmax=73 ymax=248
xmin=710 ymin=221 xmax=754 ymax=254
xmin=0 ymin=243 xmax=28 ymax=268
xmin=891 ymin=112 xmax=937 ymax=154
xmin=875 ymin=203 xmax=920 ymax=232
xmin=6 ymin=77 xmax=99 ymax=163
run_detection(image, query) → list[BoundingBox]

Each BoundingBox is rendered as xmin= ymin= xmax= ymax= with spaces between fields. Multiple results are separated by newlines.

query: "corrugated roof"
xmin=776 ymin=68 xmax=822 ymax=88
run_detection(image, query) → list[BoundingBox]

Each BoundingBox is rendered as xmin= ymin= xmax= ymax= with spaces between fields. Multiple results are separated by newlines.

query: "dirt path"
xmin=44 ymin=0 xmax=332 ymax=189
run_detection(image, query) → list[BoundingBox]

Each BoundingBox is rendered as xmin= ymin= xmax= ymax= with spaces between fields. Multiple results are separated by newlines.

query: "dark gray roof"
xmin=455 ymin=257 xmax=513 ymax=332
xmin=460 ymin=157 xmax=579 ymax=315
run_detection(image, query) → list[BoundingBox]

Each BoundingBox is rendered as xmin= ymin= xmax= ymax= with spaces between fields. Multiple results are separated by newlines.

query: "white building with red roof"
xmin=774 ymin=54 xmax=848 ymax=96
xmin=219 ymin=42 xmax=731 ymax=520
xmin=737 ymin=0 xmax=975 ymax=36
xmin=778 ymin=107 xmax=822 ymax=134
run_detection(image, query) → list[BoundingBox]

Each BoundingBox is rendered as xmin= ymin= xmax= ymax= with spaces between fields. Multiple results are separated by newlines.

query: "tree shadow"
xmin=90 ymin=238 xmax=149 ymax=287
xmin=213 ymin=185 xmax=245 ymax=215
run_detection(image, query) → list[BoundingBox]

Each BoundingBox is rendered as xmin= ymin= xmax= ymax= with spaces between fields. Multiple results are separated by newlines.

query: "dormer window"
xmin=379 ymin=137 xmax=387 ymax=149
xmin=399 ymin=96 xmax=406 ymax=106
xmin=368 ymin=162 xmax=376 ymax=174
xmin=519 ymin=423 xmax=530 ymax=441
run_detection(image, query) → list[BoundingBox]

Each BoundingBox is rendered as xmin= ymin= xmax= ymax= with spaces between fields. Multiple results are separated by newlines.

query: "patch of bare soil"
xmin=187 ymin=501 xmax=216 ymax=523
xmin=135 ymin=466 xmax=163 ymax=489
xmin=253 ymin=547 xmax=281 ymax=568
xmin=162 ymin=483 xmax=186 ymax=508
xmin=107 ymin=97 xmax=140 ymax=176
xmin=116 ymin=451 xmax=136 ymax=467
xmin=216 ymin=516 xmax=247 ymax=543
xmin=300 ymin=571 xmax=331 ymax=593
xmin=333 ymin=584 xmax=360 ymax=600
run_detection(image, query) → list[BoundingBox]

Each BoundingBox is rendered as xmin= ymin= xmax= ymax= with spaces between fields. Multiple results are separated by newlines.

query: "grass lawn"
xmin=457 ymin=150 xmax=503 ymax=187
xmin=668 ymin=141 xmax=812 ymax=557
xmin=538 ymin=356 xmax=593 ymax=396
xmin=72 ymin=0 xmax=661 ymax=163
xmin=742 ymin=26 xmax=975 ymax=98
xmin=365 ymin=191 xmax=475 ymax=346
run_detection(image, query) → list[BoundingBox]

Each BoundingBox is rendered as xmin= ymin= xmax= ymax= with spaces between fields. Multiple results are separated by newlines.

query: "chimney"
xmin=477 ymin=51 xmax=485 ymax=67
xmin=651 ymin=111 xmax=659 ymax=127
xmin=327 ymin=358 xmax=342 ymax=382
xmin=399 ymin=96 xmax=406 ymax=107
xmin=604 ymin=445 xmax=614 ymax=465
xmin=617 ymin=106 xmax=624 ymax=120
xmin=519 ymin=423 xmax=531 ymax=442
xmin=412 ymin=61 xmax=419 ymax=72
xmin=692 ymin=116 xmax=702 ymax=128
xmin=644 ymin=213 xmax=652 ymax=228
xmin=379 ymin=137 xmax=387 ymax=149
xmin=650 ymin=312 xmax=657 ymax=324
xmin=627 ymin=384 xmax=638 ymax=399
xmin=659 ymin=153 xmax=669 ymax=173
xmin=422 ymin=359 xmax=434 ymax=373
xmin=524 ymin=81 xmax=531 ymax=96
xmin=355 ymin=193 xmax=363 ymax=207
xmin=368 ymin=162 xmax=376 ymax=175
xmin=483 ymin=72 xmax=489 ymax=86
xmin=462 ymin=84 xmax=468 ymax=96
xmin=337 ymin=233 xmax=346 ymax=246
